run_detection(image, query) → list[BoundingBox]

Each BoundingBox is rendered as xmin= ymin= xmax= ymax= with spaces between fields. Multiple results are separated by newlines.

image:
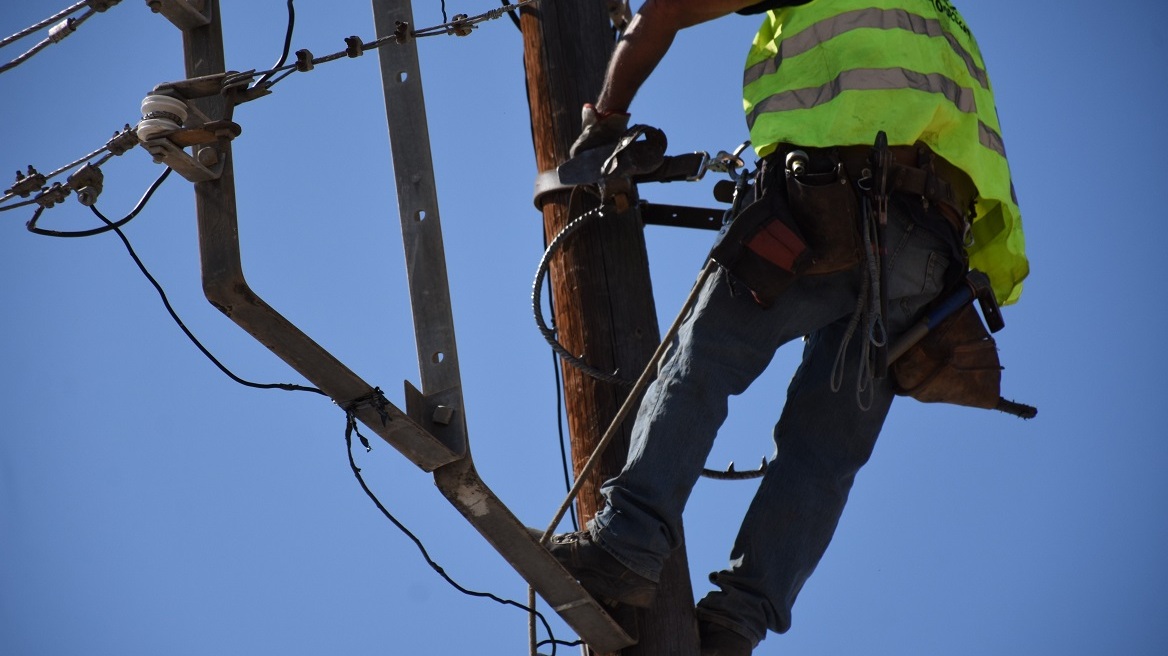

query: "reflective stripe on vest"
xmin=744 ymin=0 xmax=1028 ymax=304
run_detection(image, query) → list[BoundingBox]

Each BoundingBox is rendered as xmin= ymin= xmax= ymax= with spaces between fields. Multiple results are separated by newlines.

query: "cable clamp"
xmin=448 ymin=14 xmax=474 ymax=37
xmin=6 ymin=166 xmax=47 ymax=199
xmin=87 ymin=0 xmax=122 ymax=12
xmin=33 ymin=183 xmax=70 ymax=209
xmin=66 ymin=163 xmax=104 ymax=207
xmin=294 ymin=49 xmax=314 ymax=72
xmin=393 ymin=21 xmax=412 ymax=44
xmin=344 ymin=35 xmax=364 ymax=58
xmin=105 ymin=125 xmax=140 ymax=156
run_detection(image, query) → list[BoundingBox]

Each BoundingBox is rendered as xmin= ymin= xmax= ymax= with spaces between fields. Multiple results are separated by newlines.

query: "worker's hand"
xmin=569 ymin=103 xmax=630 ymax=158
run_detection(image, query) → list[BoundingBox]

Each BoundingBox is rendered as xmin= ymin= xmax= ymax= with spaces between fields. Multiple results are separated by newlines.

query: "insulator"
xmin=136 ymin=94 xmax=189 ymax=142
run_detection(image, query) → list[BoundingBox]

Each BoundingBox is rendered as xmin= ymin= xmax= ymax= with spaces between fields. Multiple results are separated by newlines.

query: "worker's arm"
xmin=594 ymin=0 xmax=767 ymax=115
xmin=570 ymin=0 xmax=769 ymax=156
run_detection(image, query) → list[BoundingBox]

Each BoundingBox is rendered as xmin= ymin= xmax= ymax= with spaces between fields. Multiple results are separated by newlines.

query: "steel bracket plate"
xmin=371 ymin=0 xmax=635 ymax=650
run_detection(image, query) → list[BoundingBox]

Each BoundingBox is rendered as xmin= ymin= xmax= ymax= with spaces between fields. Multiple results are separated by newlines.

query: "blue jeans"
xmin=588 ymin=196 xmax=957 ymax=645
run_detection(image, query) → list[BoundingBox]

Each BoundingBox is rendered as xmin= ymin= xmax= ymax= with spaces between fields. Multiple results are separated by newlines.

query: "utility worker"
xmin=545 ymin=1 xmax=1027 ymax=654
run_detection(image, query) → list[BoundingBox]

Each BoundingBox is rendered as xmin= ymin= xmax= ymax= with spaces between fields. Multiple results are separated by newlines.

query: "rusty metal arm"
xmin=160 ymin=1 xmax=632 ymax=650
xmin=174 ymin=2 xmax=462 ymax=473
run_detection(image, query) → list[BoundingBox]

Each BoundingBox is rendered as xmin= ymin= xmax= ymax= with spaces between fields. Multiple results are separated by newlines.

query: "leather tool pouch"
xmin=708 ymin=152 xmax=866 ymax=307
xmin=783 ymin=152 xmax=863 ymax=275
xmin=709 ymin=159 xmax=810 ymax=307
xmin=892 ymin=302 xmax=1003 ymax=409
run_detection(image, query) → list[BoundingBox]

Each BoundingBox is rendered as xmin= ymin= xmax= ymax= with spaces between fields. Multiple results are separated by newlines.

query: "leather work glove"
xmin=569 ymin=103 xmax=630 ymax=158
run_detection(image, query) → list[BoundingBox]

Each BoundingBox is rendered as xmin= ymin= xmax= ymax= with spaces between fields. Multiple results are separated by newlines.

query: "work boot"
xmin=536 ymin=529 xmax=658 ymax=608
xmin=699 ymin=620 xmax=754 ymax=656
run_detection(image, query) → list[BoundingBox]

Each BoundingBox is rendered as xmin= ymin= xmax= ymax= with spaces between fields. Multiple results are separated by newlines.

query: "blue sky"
xmin=2 ymin=1 xmax=1166 ymax=655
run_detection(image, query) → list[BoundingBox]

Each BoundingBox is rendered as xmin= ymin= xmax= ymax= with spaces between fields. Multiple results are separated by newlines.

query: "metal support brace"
xmin=170 ymin=1 xmax=629 ymax=649
xmin=371 ymin=0 xmax=633 ymax=651
xmin=180 ymin=1 xmax=462 ymax=471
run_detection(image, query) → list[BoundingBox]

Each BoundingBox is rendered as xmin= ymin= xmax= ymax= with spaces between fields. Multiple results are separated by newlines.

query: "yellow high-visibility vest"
xmin=745 ymin=0 xmax=1028 ymax=304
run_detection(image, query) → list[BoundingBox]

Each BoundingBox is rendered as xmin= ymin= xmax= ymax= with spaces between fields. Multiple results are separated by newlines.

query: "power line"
xmin=99 ymin=213 xmax=327 ymax=396
xmin=1 ymin=125 xmax=138 ymax=208
xmin=0 ymin=1 xmax=122 ymax=75
xmin=342 ymin=414 xmax=577 ymax=656
xmin=253 ymin=0 xmax=296 ymax=89
xmin=0 ymin=1 xmax=89 ymax=49
xmin=26 ymin=167 xmax=170 ymax=238
xmin=25 ymin=172 xmax=328 ymax=396
xmin=243 ymin=0 xmax=541 ymax=92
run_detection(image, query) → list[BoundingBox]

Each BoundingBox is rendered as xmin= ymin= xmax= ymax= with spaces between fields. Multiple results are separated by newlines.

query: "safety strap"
xmin=533 ymin=125 xmax=709 ymax=208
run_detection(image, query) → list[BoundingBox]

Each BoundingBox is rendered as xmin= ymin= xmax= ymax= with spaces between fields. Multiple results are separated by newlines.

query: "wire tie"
xmin=344 ymin=414 xmax=372 ymax=455
xmin=141 ymin=110 xmax=184 ymax=127
xmin=342 ymin=387 xmax=392 ymax=427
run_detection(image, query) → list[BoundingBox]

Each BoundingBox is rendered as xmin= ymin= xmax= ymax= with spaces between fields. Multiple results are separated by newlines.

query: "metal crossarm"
xmin=371 ymin=1 xmax=634 ymax=650
xmin=167 ymin=0 xmax=632 ymax=650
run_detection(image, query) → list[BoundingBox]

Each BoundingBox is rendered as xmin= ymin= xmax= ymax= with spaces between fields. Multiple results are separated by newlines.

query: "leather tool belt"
xmin=711 ymin=141 xmax=977 ymax=301
xmin=831 ymin=143 xmax=976 ymax=240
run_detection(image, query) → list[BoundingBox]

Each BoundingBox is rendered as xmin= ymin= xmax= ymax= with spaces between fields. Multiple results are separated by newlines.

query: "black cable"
xmin=542 ymin=233 xmax=578 ymax=531
xmin=342 ymin=415 xmax=574 ymax=655
xmin=552 ymin=350 xmax=578 ymax=531
xmin=255 ymin=0 xmax=296 ymax=88
xmin=536 ymin=637 xmax=584 ymax=652
xmin=263 ymin=66 xmax=297 ymax=88
xmin=532 ymin=200 xmax=632 ymax=387
xmin=87 ymin=197 xmax=325 ymax=396
xmin=26 ymin=168 xmax=171 ymax=238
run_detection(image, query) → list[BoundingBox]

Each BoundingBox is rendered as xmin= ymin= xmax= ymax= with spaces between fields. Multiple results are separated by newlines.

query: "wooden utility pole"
xmin=519 ymin=2 xmax=700 ymax=655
